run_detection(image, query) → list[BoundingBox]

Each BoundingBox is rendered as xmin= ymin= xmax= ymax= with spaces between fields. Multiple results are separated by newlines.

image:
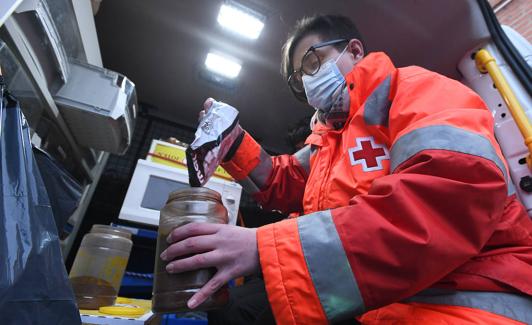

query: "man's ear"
xmin=348 ymin=39 xmax=364 ymax=62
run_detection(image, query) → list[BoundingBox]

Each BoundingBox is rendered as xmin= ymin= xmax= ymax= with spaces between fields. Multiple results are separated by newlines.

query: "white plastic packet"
xmin=186 ymin=100 xmax=243 ymax=186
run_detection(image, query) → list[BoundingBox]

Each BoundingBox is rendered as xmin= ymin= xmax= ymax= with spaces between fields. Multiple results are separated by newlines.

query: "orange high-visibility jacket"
xmin=221 ymin=52 xmax=532 ymax=324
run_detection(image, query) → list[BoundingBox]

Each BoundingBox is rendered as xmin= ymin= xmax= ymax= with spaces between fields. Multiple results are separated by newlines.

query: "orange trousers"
xmin=359 ymin=302 xmax=525 ymax=324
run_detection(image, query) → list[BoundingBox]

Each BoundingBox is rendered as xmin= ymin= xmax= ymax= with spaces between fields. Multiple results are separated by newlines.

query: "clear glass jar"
xmin=152 ymin=187 xmax=229 ymax=313
xmin=69 ymin=225 xmax=132 ymax=309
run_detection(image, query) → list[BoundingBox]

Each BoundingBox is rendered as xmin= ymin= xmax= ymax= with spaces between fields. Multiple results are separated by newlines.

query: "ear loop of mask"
xmin=334 ymin=45 xmax=349 ymax=65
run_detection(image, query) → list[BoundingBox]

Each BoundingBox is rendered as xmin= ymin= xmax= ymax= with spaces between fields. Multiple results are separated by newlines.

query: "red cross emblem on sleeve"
xmin=348 ymin=136 xmax=390 ymax=171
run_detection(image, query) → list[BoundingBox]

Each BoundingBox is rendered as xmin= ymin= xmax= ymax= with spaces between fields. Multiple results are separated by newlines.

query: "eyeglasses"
xmin=287 ymin=39 xmax=349 ymax=101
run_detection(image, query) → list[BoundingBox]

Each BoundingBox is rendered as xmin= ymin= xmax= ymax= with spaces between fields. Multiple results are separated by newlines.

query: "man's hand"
xmin=198 ymin=98 xmax=215 ymax=121
xmin=160 ymin=223 xmax=259 ymax=309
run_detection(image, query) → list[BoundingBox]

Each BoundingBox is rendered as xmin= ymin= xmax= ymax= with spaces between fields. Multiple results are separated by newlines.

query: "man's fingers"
xmin=167 ymin=222 xmax=221 ymax=244
xmin=165 ymin=250 xmax=222 ymax=274
xmin=161 ymin=235 xmax=216 ymax=261
xmin=187 ymin=271 xmax=229 ymax=309
xmin=198 ymin=98 xmax=214 ymax=121
xmin=203 ymin=98 xmax=214 ymax=111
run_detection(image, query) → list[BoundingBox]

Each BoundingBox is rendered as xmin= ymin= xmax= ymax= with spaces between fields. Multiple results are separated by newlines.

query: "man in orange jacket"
xmin=161 ymin=15 xmax=532 ymax=324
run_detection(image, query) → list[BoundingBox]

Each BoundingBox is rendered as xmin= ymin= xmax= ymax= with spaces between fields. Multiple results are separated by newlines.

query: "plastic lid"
xmin=99 ymin=306 xmax=145 ymax=316
xmin=167 ymin=187 xmax=222 ymax=203
xmin=115 ymin=297 xmax=132 ymax=304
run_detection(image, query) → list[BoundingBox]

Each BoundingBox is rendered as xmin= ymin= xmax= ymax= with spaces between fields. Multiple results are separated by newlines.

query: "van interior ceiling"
xmin=95 ymin=0 xmax=495 ymax=154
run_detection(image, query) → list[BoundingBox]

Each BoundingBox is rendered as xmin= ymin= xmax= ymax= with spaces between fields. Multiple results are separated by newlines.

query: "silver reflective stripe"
xmin=405 ymin=290 xmax=532 ymax=324
xmin=390 ymin=125 xmax=511 ymax=194
xmin=508 ymin=180 xmax=516 ymax=196
xmin=297 ymin=210 xmax=365 ymax=321
xmin=240 ymin=146 xmax=310 ymax=195
xmin=238 ymin=177 xmax=261 ymax=195
xmin=238 ymin=148 xmax=272 ymax=194
xmin=294 ymin=145 xmax=311 ymax=175
xmin=248 ymin=148 xmax=273 ymax=187
xmin=364 ymin=75 xmax=392 ymax=127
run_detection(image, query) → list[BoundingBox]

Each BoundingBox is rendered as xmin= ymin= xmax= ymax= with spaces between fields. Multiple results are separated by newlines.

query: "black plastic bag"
xmin=0 ymin=91 xmax=81 ymax=324
xmin=33 ymin=146 xmax=82 ymax=239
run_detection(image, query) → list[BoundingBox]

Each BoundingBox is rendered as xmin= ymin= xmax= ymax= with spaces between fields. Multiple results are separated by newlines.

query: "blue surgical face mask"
xmin=303 ymin=47 xmax=350 ymax=129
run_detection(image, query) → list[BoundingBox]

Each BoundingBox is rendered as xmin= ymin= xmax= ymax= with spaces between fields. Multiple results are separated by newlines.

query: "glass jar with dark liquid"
xmin=152 ymin=187 xmax=229 ymax=313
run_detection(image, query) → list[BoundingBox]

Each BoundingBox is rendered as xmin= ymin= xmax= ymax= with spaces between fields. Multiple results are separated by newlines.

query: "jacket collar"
xmin=344 ymin=51 xmax=396 ymax=119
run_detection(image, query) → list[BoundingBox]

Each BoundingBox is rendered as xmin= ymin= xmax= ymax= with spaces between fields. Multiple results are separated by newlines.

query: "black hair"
xmin=281 ymin=15 xmax=365 ymax=81
xmin=286 ymin=115 xmax=312 ymax=152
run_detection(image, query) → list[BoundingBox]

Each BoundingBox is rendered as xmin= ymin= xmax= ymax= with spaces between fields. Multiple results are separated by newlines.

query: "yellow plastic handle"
xmin=475 ymin=49 xmax=532 ymax=170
